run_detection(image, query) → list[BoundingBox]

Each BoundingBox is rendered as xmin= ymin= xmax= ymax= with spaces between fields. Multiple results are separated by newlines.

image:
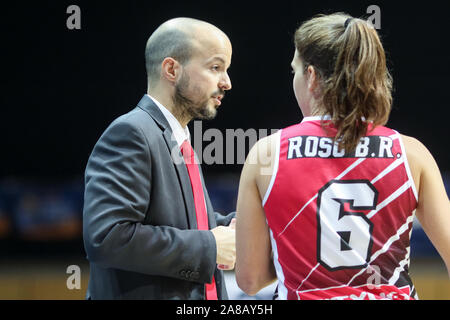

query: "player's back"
xmin=263 ymin=116 xmax=418 ymax=300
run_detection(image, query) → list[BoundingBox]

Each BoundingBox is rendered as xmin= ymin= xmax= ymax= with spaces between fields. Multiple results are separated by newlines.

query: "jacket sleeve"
xmin=82 ymin=118 xmax=216 ymax=284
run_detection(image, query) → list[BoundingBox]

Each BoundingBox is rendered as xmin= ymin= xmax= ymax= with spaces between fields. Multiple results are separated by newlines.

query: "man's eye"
xmin=212 ymin=65 xmax=220 ymax=71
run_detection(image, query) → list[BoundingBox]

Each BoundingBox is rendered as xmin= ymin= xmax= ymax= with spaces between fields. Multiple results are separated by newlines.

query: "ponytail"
xmin=294 ymin=13 xmax=393 ymax=152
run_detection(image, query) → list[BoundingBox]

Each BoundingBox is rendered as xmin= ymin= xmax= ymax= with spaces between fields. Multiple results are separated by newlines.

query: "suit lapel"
xmin=137 ymin=95 xmax=170 ymax=130
xmin=137 ymin=95 xmax=197 ymax=229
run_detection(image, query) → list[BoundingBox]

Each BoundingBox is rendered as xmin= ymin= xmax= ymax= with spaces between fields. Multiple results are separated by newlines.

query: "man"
xmin=83 ymin=18 xmax=235 ymax=300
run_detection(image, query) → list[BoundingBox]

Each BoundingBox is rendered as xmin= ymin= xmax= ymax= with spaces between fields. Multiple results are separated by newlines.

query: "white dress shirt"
xmin=146 ymin=94 xmax=191 ymax=148
xmin=146 ymin=95 xmax=210 ymax=223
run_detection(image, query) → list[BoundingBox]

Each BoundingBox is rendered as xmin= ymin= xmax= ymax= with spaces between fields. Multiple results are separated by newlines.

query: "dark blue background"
xmin=0 ymin=1 xmax=448 ymax=258
xmin=1 ymin=0 xmax=449 ymax=178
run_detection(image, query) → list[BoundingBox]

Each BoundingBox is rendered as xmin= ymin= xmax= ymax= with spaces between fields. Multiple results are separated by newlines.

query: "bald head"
xmin=145 ymin=18 xmax=230 ymax=87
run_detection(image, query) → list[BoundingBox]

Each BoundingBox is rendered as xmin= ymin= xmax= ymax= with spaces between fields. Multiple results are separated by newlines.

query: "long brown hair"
xmin=294 ymin=13 xmax=393 ymax=153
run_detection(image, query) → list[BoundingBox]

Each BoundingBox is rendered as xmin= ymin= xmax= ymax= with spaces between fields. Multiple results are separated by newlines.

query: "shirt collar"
xmin=146 ymin=94 xmax=190 ymax=147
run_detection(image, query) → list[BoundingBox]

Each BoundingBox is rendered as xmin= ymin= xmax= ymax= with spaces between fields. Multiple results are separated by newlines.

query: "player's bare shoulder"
xmin=401 ymin=134 xmax=426 ymax=153
xmin=400 ymin=134 xmax=433 ymax=188
xmin=401 ymin=134 xmax=432 ymax=165
xmin=244 ymin=131 xmax=281 ymax=195
xmin=246 ymin=131 xmax=280 ymax=169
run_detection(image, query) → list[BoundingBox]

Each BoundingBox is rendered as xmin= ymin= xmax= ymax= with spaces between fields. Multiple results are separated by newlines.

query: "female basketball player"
xmin=235 ymin=13 xmax=450 ymax=300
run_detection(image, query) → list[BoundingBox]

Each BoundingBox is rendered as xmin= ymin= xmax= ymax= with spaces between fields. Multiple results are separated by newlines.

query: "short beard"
xmin=173 ymin=72 xmax=218 ymax=121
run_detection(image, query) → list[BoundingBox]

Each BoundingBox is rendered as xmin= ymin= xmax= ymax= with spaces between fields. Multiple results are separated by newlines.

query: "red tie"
xmin=180 ymin=140 xmax=218 ymax=300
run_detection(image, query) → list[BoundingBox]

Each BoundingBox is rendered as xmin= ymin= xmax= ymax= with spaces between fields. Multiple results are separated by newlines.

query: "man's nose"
xmin=219 ymin=72 xmax=232 ymax=91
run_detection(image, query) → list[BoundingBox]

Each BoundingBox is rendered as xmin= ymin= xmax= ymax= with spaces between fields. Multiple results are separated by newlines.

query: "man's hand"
xmin=211 ymin=218 xmax=236 ymax=270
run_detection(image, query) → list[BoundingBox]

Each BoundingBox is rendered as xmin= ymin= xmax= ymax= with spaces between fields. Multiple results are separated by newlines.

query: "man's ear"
xmin=161 ymin=57 xmax=181 ymax=84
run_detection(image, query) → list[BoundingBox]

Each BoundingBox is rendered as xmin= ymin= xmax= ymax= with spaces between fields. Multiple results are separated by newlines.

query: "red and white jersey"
xmin=263 ymin=116 xmax=418 ymax=300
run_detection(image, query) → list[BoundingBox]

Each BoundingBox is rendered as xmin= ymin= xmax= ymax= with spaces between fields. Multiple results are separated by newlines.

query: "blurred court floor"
xmin=0 ymin=257 xmax=89 ymax=300
xmin=0 ymin=257 xmax=448 ymax=300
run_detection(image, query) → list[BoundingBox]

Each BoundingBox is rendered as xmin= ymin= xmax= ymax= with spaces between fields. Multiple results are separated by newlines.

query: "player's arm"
xmin=403 ymin=135 xmax=450 ymax=277
xmin=235 ymin=136 xmax=277 ymax=296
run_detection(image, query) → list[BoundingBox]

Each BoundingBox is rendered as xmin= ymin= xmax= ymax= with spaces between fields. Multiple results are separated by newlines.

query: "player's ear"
xmin=307 ymin=65 xmax=319 ymax=93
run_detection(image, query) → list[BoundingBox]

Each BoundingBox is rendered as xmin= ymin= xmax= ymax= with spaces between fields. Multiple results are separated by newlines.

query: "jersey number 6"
xmin=317 ymin=180 xmax=378 ymax=271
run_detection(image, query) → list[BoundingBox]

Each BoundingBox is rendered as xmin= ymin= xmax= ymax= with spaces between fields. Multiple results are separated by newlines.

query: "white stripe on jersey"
xmin=278 ymin=157 xmax=367 ymax=237
xmin=269 ymin=230 xmax=287 ymax=299
xmin=346 ymin=214 xmax=414 ymax=286
xmin=297 ymin=281 xmax=388 ymax=296
xmin=397 ymin=132 xmax=419 ymax=201
xmin=278 ymin=194 xmax=318 ymax=237
xmin=262 ymin=130 xmax=282 ymax=206
xmin=371 ymin=157 xmax=403 ymax=184
xmin=367 ymin=180 xmax=411 ymax=219
xmin=388 ymin=247 xmax=410 ymax=285
xmin=301 ymin=115 xmax=332 ymax=123
xmin=296 ymin=263 xmax=320 ymax=293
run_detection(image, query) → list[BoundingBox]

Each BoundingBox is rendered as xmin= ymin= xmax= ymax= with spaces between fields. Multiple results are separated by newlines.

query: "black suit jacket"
xmin=83 ymin=95 xmax=235 ymax=299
